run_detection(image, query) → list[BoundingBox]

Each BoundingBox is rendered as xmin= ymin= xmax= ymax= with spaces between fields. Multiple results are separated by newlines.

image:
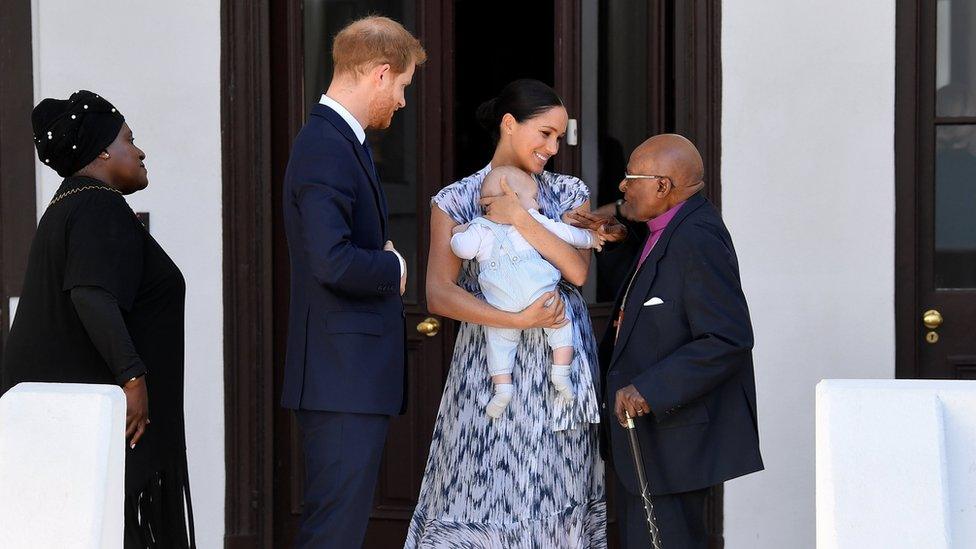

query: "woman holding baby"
xmin=405 ymin=79 xmax=620 ymax=548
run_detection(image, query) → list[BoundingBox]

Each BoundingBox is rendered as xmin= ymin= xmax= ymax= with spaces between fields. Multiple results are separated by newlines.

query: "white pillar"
xmin=0 ymin=383 xmax=126 ymax=549
xmin=816 ymin=379 xmax=976 ymax=548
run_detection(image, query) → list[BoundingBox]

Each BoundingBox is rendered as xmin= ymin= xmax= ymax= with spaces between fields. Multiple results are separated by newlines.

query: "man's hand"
xmin=565 ymin=208 xmax=628 ymax=243
xmin=480 ymin=177 xmax=528 ymax=226
xmin=515 ymin=291 xmax=567 ymax=330
xmin=614 ymin=384 xmax=651 ymax=427
xmin=123 ymin=375 xmax=149 ymax=449
xmin=384 ymin=240 xmax=407 ymax=295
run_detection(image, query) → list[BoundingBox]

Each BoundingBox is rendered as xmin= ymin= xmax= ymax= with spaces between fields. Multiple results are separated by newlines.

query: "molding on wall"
xmin=0 ymin=0 xmax=38 ymax=343
xmin=221 ymin=0 xmax=275 ymax=546
xmin=894 ymin=0 xmax=921 ymax=380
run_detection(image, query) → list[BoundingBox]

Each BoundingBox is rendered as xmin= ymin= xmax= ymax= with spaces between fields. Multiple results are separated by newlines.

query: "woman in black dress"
xmin=1 ymin=90 xmax=195 ymax=548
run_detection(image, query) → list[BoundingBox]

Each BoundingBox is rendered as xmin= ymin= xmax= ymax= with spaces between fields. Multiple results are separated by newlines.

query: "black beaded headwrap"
xmin=31 ymin=90 xmax=125 ymax=178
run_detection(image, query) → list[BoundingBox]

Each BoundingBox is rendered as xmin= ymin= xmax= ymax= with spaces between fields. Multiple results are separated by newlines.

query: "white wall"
xmin=32 ymin=1 xmax=224 ymax=546
xmin=721 ymin=1 xmax=896 ymax=547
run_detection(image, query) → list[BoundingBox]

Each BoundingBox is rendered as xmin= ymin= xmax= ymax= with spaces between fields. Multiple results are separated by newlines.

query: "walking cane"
xmin=624 ymin=411 xmax=664 ymax=549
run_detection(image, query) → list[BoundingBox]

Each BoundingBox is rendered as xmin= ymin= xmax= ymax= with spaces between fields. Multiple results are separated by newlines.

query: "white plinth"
xmin=817 ymin=379 xmax=976 ymax=549
xmin=0 ymin=383 xmax=126 ymax=549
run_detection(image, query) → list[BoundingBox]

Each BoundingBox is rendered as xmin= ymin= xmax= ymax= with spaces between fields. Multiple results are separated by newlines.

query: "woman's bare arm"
xmin=426 ymin=206 xmax=567 ymax=329
xmin=517 ymin=201 xmax=593 ymax=285
xmin=481 ymin=178 xmax=591 ymax=286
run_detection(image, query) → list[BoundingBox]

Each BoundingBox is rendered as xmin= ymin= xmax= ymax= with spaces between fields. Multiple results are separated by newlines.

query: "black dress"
xmin=1 ymin=176 xmax=195 ymax=548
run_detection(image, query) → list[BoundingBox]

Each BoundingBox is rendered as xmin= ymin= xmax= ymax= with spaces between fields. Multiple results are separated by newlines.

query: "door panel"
xmin=899 ymin=0 xmax=976 ymax=380
xmin=364 ymin=323 xmax=447 ymax=545
xmin=0 ymin=0 xmax=37 ymax=362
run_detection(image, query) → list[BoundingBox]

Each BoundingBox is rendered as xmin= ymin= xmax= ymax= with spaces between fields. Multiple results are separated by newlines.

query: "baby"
xmin=451 ymin=166 xmax=606 ymax=418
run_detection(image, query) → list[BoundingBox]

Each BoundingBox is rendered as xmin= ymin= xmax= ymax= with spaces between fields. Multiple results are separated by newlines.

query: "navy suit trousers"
xmin=294 ymin=410 xmax=389 ymax=549
xmin=614 ymin=473 xmax=710 ymax=549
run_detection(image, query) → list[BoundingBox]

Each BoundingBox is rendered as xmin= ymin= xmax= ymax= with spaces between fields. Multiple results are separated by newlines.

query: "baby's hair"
xmin=482 ymin=166 xmax=536 ymax=197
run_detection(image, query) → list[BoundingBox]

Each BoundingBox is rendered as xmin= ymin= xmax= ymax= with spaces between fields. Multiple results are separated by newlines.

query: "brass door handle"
xmin=922 ymin=309 xmax=943 ymax=330
xmin=416 ymin=317 xmax=441 ymax=337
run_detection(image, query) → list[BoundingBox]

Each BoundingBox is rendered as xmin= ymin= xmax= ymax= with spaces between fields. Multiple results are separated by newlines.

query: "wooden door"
xmin=897 ymin=0 xmax=976 ymax=380
xmin=256 ymin=1 xmax=728 ymax=547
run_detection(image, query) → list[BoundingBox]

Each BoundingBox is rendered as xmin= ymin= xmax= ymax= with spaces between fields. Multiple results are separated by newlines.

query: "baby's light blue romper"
xmin=468 ymin=217 xmax=575 ymax=377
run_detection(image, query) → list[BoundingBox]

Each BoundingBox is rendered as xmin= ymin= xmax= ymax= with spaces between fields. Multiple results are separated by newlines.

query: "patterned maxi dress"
xmin=405 ymin=166 xmax=607 ymax=548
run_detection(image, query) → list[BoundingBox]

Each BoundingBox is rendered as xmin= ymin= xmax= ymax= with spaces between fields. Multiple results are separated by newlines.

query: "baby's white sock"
xmin=486 ymin=383 xmax=514 ymax=419
xmin=550 ymin=364 xmax=575 ymax=401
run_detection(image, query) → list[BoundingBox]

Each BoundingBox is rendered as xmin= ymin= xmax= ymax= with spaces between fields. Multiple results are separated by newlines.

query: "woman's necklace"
xmin=48 ymin=184 xmax=123 ymax=208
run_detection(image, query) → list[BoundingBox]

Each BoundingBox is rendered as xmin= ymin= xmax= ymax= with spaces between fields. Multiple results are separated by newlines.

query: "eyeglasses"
xmin=623 ymin=174 xmax=669 ymax=181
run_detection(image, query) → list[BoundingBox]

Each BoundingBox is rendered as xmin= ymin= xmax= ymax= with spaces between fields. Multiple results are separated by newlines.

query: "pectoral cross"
xmin=614 ymin=309 xmax=625 ymax=343
xmin=615 ymin=266 xmax=642 ymax=343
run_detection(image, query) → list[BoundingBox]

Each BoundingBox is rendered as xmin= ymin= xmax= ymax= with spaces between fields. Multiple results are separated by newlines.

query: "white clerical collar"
xmin=320 ymin=94 xmax=366 ymax=144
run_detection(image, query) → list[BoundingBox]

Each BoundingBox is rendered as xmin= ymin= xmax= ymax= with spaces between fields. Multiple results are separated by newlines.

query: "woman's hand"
xmin=480 ymin=177 xmax=528 ymax=226
xmin=515 ymin=291 xmax=568 ymax=329
xmin=451 ymin=222 xmax=470 ymax=235
xmin=565 ymin=208 xmax=628 ymax=243
xmin=123 ymin=375 xmax=149 ymax=449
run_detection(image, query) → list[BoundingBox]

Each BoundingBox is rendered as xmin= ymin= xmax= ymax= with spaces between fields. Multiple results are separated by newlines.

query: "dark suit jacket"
xmin=600 ymin=193 xmax=763 ymax=496
xmin=280 ymin=103 xmax=406 ymax=415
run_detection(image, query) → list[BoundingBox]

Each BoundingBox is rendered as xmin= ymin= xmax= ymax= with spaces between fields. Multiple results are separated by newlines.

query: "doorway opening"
xmin=223 ymin=1 xmax=723 ymax=546
xmin=453 ymin=1 xmax=555 ymax=179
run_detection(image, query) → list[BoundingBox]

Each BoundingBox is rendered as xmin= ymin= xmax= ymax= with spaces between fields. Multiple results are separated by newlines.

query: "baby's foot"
xmin=550 ymin=365 xmax=575 ymax=401
xmin=486 ymin=383 xmax=514 ymax=419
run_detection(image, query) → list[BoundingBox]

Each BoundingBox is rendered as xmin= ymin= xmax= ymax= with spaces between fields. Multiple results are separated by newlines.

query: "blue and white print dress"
xmin=405 ymin=166 xmax=607 ymax=549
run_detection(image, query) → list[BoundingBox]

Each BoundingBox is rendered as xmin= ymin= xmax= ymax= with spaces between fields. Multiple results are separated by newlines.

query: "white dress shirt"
xmin=319 ymin=94 xmax=366 ymax=143
xmin=319 ymin=94 xmax=405 ymax=279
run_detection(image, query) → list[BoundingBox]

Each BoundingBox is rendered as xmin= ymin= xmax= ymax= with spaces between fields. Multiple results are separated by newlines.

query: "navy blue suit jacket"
xmin=600 ymin=193 xmax=763 ymax=495
xmin=281 ymin=103 xmax=406 ymax=415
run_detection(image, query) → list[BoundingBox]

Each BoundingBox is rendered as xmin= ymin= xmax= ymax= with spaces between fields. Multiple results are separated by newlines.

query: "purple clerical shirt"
xmin=637 ymin=200 xmax=687 ymax=269
xmin=614 ymin=200 xmax=688 ymax=343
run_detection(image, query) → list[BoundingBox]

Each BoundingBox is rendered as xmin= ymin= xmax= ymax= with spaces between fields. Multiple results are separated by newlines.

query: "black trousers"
xmin=614 ymin=475 xmax=711 ymax=549
xmin=294 ymin=410 xmax=389 ymax=549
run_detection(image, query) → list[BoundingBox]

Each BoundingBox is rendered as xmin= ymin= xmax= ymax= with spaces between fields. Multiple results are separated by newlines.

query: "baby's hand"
xmin=589 ymin=228 xmax=608 ymax=252
xmin=451 ymin=222 xmax=470 ymax=235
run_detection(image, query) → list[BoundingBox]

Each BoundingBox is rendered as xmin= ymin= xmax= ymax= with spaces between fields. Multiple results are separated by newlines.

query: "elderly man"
xmin=581 ymin=134 xmax=763 ymax=547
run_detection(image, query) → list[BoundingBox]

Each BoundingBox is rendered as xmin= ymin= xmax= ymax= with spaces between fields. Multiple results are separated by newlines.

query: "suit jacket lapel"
xmin=610 ymin=193 xmax=707 ymax=367
xmin=313 ymin=104 xmax=388 ymax=238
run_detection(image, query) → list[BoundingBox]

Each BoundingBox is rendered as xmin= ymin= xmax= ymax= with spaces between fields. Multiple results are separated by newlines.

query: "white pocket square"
xmin=643 ymin=297 xmax=665 ymax=307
